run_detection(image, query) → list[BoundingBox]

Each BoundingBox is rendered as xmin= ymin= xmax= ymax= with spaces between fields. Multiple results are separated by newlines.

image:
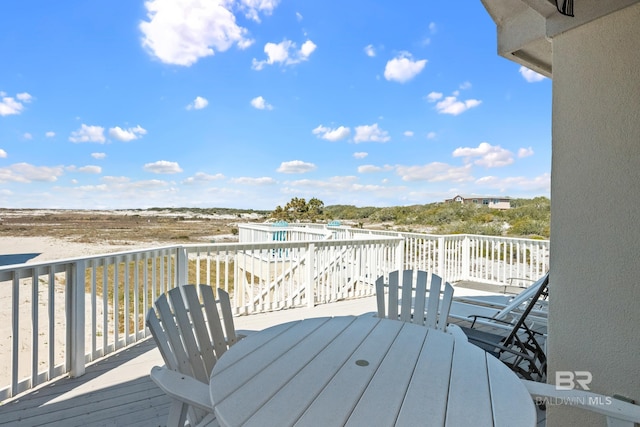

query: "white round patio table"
xmin=209 ymin=315 xmax=536 ymax=427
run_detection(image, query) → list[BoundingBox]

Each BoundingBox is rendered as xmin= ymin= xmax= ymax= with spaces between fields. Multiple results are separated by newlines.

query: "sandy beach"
xmin=0 ymin=236 xmax=172 ymax=389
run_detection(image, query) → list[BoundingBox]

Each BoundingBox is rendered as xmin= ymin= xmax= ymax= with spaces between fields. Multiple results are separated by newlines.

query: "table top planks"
xmin=209 ymin=315 xmax=536 ymax=427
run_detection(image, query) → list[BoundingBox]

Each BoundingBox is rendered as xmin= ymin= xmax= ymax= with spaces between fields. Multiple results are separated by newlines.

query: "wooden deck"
xmin=0 ymin=285 xmax=546 ymax=427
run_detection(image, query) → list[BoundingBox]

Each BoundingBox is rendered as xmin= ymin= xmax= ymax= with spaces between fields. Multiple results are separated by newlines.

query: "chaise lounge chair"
xmin=458 ymin=273 xmax=550 ymax=382
xmin=448 ymin=272 xmax=549 ymax=333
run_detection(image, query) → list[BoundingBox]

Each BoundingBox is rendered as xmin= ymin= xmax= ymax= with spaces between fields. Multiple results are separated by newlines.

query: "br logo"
xmin=556 ymin=371 xmax=592 ymax=390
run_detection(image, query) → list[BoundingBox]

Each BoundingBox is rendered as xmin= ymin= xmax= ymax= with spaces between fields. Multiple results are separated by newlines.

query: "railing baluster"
xmin=48 ymin=267 xmax=55 ymax=380
xmin=113 ymin=261 xmax=119 ymax=350
xmin=11 ymin=274 xmax=19 ymax=396
xmin=102 ymin=259 xmax=108 ymax=355
xmin=122 ymin=256 xmax=131 ymax=346
xmin=69 ymin=260 xmax=86 ymax=377
xmin=31 ymin=268 xmax=38 ymax=388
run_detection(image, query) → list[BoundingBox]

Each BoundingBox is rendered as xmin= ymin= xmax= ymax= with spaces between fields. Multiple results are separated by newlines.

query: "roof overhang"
xmin=480 ymin=0 xmax=640 ymax=78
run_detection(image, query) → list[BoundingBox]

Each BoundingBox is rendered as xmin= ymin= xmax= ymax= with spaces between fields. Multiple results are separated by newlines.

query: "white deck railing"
xmin=0 ymin=225 xmax=548 ymax=401
xmin=240 ymin=224 xmax=549 ymax=285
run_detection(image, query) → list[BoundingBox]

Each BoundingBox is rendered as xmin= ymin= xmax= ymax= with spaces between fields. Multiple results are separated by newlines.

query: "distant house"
xmin=444 ymin=195 xmax=511 ymax=210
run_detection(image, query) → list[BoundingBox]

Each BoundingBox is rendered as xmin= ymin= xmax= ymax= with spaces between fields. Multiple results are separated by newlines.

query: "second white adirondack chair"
xmin=376 ymin=269 xmax=454 ymax=331
xmin=147 ymin=284 xmax=241 ymax=427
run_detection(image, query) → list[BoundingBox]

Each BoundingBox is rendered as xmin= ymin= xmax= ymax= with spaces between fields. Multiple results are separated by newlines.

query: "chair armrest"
xmin=150 ymin=366 xmax=214 ymax=412
xmin=522 ymin=380 xmax=640 ymax=425
xmin=468 ymin=314 xmax=515 ymax=326
xmin=469 ymin=315 xmax=544 ymax=337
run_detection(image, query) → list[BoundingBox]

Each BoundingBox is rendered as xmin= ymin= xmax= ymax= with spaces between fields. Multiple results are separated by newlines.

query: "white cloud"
xmin=16 ymin=92 xmax=33 ymax=102
xmin=252 ymin=39 xmax=316 ymax=70
xmin=396 ymin=162 xmax=474 ymax=182
xmin=230 ymin=176 xmax=276 ymax=185
xmin=45 ymin=131 xmax=55 ymax=138
xmin=296 ymin=12 xmax=303 ymax=21
xmin=459 ymin=81 xmax=472 ymax=90
xmin=519 ymin=66 xmax=546 ymax=83
xmin=281 ymin=176 xmax=408 ymax=205
xmin=263 ymin=40 xmax=290 ymax=63
xmin=250 ymin=96 xmax=273 ymax=110
xmin=426 ymin=92 xmax=442 ymax=102
xmin=143 ymin=160 xmax=183 ymax=174
xmin=0 ymin=92 xmax=33 ymax=116
xmin=0 ymin=162 xmax=64 ymax=183
xmin=353 ymin=152 xmax=368 ymax=159
xmin=277 ymin=160 xmax=317 ymax=174
xmin=108 ymin=125 xmax=147 ymax=142
xmin=91 ymin=152 xmax=107 ymax=159
xmin=429 ymin=22 xmax=437 ymax=34
xmin=238 ymin=0 xmax=280 ymax=22
xmin=358 ymin=164 xmax=393 ymax=173
xmin=0 ymin=149 xmax=7 ymax=158
xmin=518 ymin=147 xmax=534 ymax=158
xmin=102 ymin=176 xmax=131 ymax=184
xmin=384 ymin=52 xmax=427 ymax=83
xmin=453 ymin=142 xmax=514 ymax=168
xmin=404 ymin=130 xmax=414 ymax=137
xmin=353 ymin=123 xmax=390 ymax=143
xmin=358 ymin=165 xmax=381 ymax=173
xmin=312 ymin=125 xmax=350 ymax=142
xmin=186 ymin=96 xmax=209 ymax=110
xmin=67 ymin=165 xmax=102 ymax=174
xmin=23 ymin=133 xmax=33 ymax=140
xmin=428 ymin=91 xmax=482 ymax=116
xmin=426 ymin=131 xmax=437 ymax=139
xmin=364 ymin=44 xmax=376 ymax=57
xmin=299 ymin=40 xmax=317 ymax=58
xmin=139 ymin=0 xmax=262 ymax=66
xmin=56 ymin=176 xmax=177 ymax=207
xmin=80 ymin=165 xmax=101 ymax=174
xmin=69 ymin=124 xmax=106 ymax=143
xmin=476 ymin=173 xmax=550 ymax=193
xmin=182 ymin=172 xmax=225 ymax=184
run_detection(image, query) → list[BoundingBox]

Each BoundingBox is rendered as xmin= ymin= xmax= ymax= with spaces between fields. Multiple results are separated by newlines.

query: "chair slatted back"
xmin=423 ymin=271 xmax=443 ymax=328
xmin=439 ymin=283 xmax=454 ymax=330
xmin=146 ymin=285 xmax=236 ymax=384
xmin=376 ymin=269 xmax=454 ymax=331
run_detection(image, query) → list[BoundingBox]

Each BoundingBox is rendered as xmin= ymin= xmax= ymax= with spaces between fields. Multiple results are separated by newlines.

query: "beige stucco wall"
xmin=549 ymin=3 xmax=640 ymax=426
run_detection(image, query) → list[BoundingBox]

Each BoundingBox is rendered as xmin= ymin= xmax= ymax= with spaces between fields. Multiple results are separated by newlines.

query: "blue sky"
xmin=0 ymin=0 xmax=551 ymax=210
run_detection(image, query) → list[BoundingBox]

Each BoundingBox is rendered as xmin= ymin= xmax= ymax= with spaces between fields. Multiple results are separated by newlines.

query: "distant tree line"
xmin=270 ymin=196 xmax=551 ymax=239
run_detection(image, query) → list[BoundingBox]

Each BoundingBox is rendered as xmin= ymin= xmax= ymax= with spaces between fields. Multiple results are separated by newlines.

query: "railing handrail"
xmin=0 ymin=244 xmax=181 ymax=275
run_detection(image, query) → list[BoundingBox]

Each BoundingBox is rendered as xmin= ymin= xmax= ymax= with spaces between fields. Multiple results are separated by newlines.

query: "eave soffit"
xmin=480 ymin=0 xmax=640 ymax=78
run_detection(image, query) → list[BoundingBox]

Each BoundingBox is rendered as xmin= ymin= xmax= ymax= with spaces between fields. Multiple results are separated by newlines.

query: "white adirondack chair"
xmin=375 ymin=269 xmax=454 ymax=331
xmin=146 ymin=285 xmax=241 ymax=427
xmin=522 ymin=379 xmax=640 ymax=427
